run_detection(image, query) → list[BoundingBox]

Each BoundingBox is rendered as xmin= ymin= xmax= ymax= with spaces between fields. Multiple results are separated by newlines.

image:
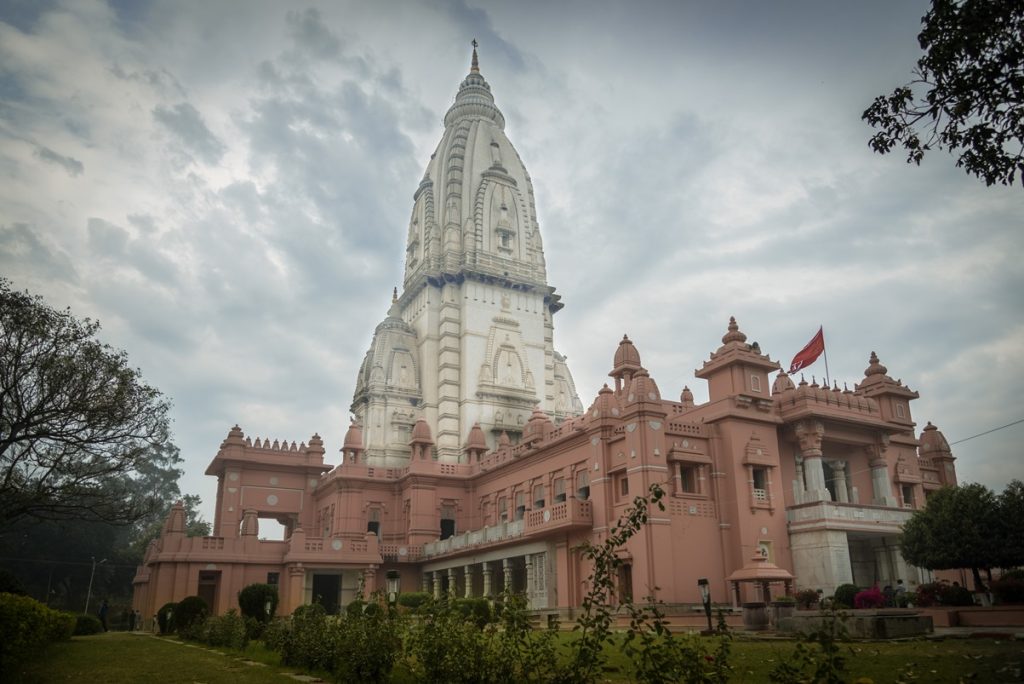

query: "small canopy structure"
xmin=725 ymin=552 xmax=795 ymax=605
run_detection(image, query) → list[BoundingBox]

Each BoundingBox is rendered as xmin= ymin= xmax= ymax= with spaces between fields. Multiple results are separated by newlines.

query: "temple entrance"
xmin=312 ymin=574 xmax=340 ymax=615
xmin=197 ymin=570 xmax=220 ymax=614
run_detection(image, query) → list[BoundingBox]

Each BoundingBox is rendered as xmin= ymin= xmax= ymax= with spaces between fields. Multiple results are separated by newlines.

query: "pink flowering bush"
xmin=853 ymin=586 xmax=886 ymax=609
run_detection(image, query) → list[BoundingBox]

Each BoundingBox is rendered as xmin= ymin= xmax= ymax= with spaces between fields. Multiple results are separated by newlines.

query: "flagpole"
xmin=821 ymin=326 xmax=830 ymax=387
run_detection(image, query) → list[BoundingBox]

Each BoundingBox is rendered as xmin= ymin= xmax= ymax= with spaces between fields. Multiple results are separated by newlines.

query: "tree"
xmin=862 ymin=0 xmax=1024 ymax=186
xmin=900 ymin=482 xmax=1001 ymax=590
xmin=0 ymin=279 xmax=172 ymax=526
xmin=996 ymin=479 xmax=1024 ymax=569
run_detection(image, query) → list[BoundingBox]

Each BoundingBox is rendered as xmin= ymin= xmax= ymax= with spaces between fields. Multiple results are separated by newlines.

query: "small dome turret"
xmin=772 ymin=370 xmax=796 ymax=394
xmin=465 ymin=422 xmax=488 ymax=451
xmin=626 ymin=368 xmax=661 ymax=404
xmin=680 ymin=386 xmax=695 ymax=408
xmin=722 ymin=316 xmax=748 ymax=345
xmin=411 ymin=418 xmax=433 ymax=444
xmin=343 ymin=418 xmax=364 ymax=451
xmin=864 ymin=351 xmax=888 ymax=378
xmin=589 ymin=383 xmax=621 ymax=421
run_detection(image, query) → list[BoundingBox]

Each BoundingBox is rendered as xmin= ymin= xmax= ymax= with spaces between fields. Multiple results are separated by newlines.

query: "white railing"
xmin=422 ymin=519 xmax=524 ymax=558
xmin=787 ymin=501 xmax=913 ymax=532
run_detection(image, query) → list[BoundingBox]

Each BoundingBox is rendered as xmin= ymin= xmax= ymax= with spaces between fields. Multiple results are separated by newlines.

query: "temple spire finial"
xmin=392 ymin=287 xmax=398 ymax=303
xmin=471 ymin=39 xmax=480 ymax=73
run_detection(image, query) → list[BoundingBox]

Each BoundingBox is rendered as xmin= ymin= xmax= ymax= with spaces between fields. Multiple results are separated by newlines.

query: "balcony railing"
xmin=421 ymin=498 xmax=595 ymax=559
xmin=787 ymin=500 xmax=913 ymax=534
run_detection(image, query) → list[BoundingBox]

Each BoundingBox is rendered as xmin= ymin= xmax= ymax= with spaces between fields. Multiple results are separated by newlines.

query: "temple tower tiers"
xmin=352 ymin=47 xmax=583 ymax=465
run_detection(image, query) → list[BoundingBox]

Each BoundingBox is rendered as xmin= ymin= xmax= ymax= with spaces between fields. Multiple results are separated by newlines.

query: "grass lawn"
xmin=11 ymin=631 xmax=1023 ymax=683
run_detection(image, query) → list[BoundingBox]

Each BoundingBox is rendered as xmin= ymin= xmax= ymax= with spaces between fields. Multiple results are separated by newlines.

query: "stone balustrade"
xmin=786 ymin=500 xmax=913 ymax=534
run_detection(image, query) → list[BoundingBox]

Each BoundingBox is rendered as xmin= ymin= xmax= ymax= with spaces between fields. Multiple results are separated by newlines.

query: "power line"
xmin=950 ymin=418 xmax=1024 ymax=446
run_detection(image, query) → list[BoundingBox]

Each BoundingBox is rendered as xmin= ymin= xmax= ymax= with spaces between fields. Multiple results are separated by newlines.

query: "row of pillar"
xmin=421 ymin=555 xmax=541 ymax=601
xmin=793 ymin=420 xmax=895 ymax=506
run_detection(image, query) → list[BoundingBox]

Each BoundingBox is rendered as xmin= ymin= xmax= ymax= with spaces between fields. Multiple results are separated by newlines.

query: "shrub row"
xmin=0 ymin=592 xmax=75 ymax=672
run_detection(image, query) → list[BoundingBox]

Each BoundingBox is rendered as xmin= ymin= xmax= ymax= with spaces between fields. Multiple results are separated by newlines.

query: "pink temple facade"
xmin=132 ymin=325 xmax=957 ymax=617
xmin=132 ymin=48 xmax=958 ymax=619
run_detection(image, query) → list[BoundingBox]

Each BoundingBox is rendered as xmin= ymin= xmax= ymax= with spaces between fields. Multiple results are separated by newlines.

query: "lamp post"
xmin=698 ymin=577 xmax=713 ymax=635
xmin=84 ymin=557 xmax=107 ymax=615
xmin=386 ymin=570 xmax=400 ymax=610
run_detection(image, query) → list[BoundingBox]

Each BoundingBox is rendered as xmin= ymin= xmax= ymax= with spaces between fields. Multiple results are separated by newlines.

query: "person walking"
xmin=98 ymin=599 xmax=109 ymax=632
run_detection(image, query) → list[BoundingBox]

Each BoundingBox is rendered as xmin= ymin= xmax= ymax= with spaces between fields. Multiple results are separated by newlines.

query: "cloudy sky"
xmin=2 ymin=0 xmax=1021 ymax=525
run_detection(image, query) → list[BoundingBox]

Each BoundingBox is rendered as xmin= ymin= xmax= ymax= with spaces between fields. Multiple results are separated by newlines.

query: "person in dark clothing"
xmin=98 ymin=599 xmax=109 ymax=632
xmin=128 ymin=609 xmax=136 ymax=631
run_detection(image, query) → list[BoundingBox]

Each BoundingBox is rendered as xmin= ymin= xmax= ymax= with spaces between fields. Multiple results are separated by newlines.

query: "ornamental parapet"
xmin=786 ymin=500 xmax=913 ymax=535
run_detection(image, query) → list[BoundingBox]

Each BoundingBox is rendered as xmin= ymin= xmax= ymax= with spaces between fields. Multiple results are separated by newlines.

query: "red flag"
xmin=789 ymin=327 xmax=825 ymax=374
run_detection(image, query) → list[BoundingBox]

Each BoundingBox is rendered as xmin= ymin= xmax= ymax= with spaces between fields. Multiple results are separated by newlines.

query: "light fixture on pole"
xmin=697 ymin=577 xmax=713 ymax=635
xmin=84 ymin=557 xmax=107 ymax=614
xmin=386 ymin=570 xmax=400 ymax=609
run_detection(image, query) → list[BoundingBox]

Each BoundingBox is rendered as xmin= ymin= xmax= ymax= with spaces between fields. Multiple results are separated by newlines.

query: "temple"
xmin=132 ymin=48 xmax=957 ymax=619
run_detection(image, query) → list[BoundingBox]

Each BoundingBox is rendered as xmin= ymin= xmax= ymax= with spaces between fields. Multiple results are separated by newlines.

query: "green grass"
xmin=10 ymin=630 xmax=1024 ymax=683
xmin=10 ymin=632 xmax=297 ymax=684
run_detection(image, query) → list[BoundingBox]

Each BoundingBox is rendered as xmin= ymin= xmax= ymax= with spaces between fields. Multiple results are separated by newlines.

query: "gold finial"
xmin=471 ymin=39 xmax=479 ymax=73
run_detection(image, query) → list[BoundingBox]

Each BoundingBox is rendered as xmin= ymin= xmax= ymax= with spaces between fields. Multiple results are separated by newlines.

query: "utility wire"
xmin=949 ymin=418 xmax=1024 ymax=446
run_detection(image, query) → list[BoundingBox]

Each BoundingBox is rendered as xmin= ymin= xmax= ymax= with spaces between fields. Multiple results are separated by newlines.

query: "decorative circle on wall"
xmin=331 ymin=539 xmax=343 ymax=551
xmin=543 ymin=509 xmax=552 ymax=523
xmin=266 ymin=494 xmax=278 ymax=506
xmin=270 ymin=476 xmax=279 ymax=486
xmin=228 ymin=472 xmax=239 ymax=482
xmin=681 ymin=439 xmax=690 ymax=448
xmin=309 ymin=478 xmax=319 ymax=488
xmin=761 ymin=527 xmax=768 ymax=535
xmin=398 ymin=547 xmax=408 ymax=557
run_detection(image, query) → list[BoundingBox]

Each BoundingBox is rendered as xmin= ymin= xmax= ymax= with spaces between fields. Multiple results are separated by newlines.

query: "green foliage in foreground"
xmin=12 ymin=630 xmax=1024 ymax=684
xmin=0 ymin=592 xmax=75 ymax=672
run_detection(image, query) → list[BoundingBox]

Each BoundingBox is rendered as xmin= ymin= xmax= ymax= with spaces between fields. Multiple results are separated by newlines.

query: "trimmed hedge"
xmin=0 ymin=592 xmax=75 ymax=672
xmin=397 ymin=591 xmax=431 ymax=610
xmin=157 ymin=602 xmax=177 ymax=634
xmin=238 ymin=583 xmax=278 ymax=623
xmin=832 ymin=583 xmax=859 ymax=609
xmin=74 ymin=614 xmax=104 ymax=635
xmin=173 ymin=595 xmax=209 ymax=634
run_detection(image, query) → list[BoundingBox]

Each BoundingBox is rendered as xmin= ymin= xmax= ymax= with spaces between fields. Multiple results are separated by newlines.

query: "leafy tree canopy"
xmin=0 ymin=279 xmax=172 ymax=525
xmin=901 ymin=481 xmax=1021 ymax=590
xmin=863 ymin=0 xmax=1023 ymax=186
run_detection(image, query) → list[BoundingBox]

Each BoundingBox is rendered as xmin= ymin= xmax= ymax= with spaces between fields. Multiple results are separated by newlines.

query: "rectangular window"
xmin=533 ymin=484 xmax=545 ymax=509
xmin=616 ymin=472 xmax=630 ymax=500
xmin=751 ymin=374 xmax=762 ymax=392
xmin=680 ymin=464 xmax=699 ymax=494
xmin=901 ymin=485 xmax=915 ymax=509
xmin=497 ymin=496 xmax=508 ymax=523
xmin=752 ymin=467 xmax=768 ymax=503
xmin=895 ymin=403 xmax=906 ymax=418
xmin=440 ymin=504 xmax=456 ymax=540
xmin=367 ymin=508 xmax=380 ymax=537
xmin=576 ymin=470 xmax=590 ymax=501
xmin=267 ymin=572 xmax=279 ymax=587
xmin=515 ymin=491 xmax=526 ymax=520
xmin=554 ymin=477 xmax=566 ymax=503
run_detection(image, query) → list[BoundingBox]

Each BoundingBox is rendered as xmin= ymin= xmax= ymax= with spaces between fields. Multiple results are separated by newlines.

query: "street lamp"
xmin=386 ymin=570 xmax=400 ymax=609
xmin=697 ymin=577 xmax=713 ymax=635
xmin=84 ymin=557 xmax=107 ymax=615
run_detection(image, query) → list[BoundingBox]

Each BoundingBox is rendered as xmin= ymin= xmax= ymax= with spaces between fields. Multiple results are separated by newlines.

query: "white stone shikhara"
xmin=352 ymin=48 xmax=583 ymax=465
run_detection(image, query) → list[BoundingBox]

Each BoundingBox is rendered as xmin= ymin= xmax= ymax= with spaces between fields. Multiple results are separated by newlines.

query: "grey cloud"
xmin=87 ymin=217 xmax=129 ymax=255
xmin=110 ymin=63 xmax=187 ymax=99
xmin=286 ymin=8 xmax=341 ymax=60
xmin=152 ymin=102 xmax=226 ymax=164
xmin=33 ymin=144 xmax=83 ymax=176
xmin=127 ymin=213 xmax=157 ymax=234
xmin=0 ymin=222 xmax=78 ymax=283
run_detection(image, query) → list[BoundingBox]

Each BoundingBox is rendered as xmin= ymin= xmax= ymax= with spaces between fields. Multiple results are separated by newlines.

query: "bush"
xmin=173 ymin=596 xmax=209 ymax=634
xmin=157 ymin=602 xmax=177 ymax=634
xmin=0 ymin=593 xmax=74 ymax=673
xmin=197 ymin=609 xmax=248 ymax=650
xmin=794 ymin=589 xmax=820 ymax=610
xmin=261 ymin=617 xmax=291 ymax=652
xmin=74 ymin=614 xmax=104 ymax=635
xmin=0 ymin=569 xmax=26 ymax=595
xmin=397 ymin=591 xmax=431 ymax=611
xmin=333 ymin=593 xmax=403 ymax=683
xmin=992 ymin=576 xmax=1024 ymax=604
xmin=238 ymin=583 xmax=278 ymax=623
xmin=854 ymin=587 xmax=886 ymax=609
xmin=897 ymin=591 xmax=916 ymax=608
xmin=345 ymin=598 xmax=365 ymax=618
xmin=832 ymin=583 xmax=859 ymax=608
xmin=916 ymin=582 xmax=976 ymax=607
xmin=278 ymin=602 xmax=340 ymax=672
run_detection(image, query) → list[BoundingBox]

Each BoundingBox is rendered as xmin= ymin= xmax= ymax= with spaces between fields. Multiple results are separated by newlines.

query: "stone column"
xmin=363 ymin=566 xmax=377 ymax=594
xmin=525 ymin=555 xmax=534 ymax=608
xmin=464 ymin=565 xmax=473 ymax=599
xmin=866 ymin=441 xmax=897 ymax=507
xmin=795 ymin=421 xmax=829 ymax=502
xmin=432 ymin=571 xmax=442 ymax=600
xmin=793 ymin=455 xmax=805 ymax=504
xmin=502 ymin=558 xmax=512 ymax=593
xmin=831 ymin=461 xmax=849 ymax=503
xmin=447 ymin=567 xmax=458 ymax=597
xmin=482 ymin=562 xmax=493 ymax=598
xmin=421 ymin=572 xmax=430 ymax=593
